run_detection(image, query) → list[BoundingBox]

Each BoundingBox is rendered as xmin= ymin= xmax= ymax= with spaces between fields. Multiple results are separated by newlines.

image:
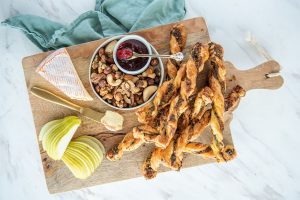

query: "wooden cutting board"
xmin=22 ymin=17 xmax=283 ymax=194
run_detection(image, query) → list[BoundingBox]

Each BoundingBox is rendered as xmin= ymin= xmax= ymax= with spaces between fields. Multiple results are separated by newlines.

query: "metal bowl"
xmin=89 ymin=35 xmax=164 ymax=111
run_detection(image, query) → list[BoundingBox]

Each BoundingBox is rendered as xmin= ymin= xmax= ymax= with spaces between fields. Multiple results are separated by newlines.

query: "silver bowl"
xmin=89 ymin=35 xmax=165 ymax=111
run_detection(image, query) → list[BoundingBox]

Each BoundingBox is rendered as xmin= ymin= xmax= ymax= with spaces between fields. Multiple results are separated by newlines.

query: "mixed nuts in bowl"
xmin=89 ymin=35 xmax=164 ymax=110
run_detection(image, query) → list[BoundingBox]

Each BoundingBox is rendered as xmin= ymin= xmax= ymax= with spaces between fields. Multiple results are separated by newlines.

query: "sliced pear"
xmin=47 ymin=117 xmax=80 ymax=160
xmin=68 ymin=142 xmax=97 ymax=172
xmin=73 ymin=141 xmax=100 ymax=162
xmin=65 ymin=145 xmax=93 ymax=177
xmin=62 ymin=151 xmax=88 ymax=179
xmin=92 ymin=138 xmax=105 ymax=155
xmin=71 ymin=141 xmax=101 ymax=170
xmin=40 ymin=117 xmax=107 ymax=179
xmin=40 ymin=118 xmax=64 ymax=149
xmin=42 ymin=118 xmax=70 ymax=158
xmin=63 ymin=150 xmax=91 ymax=179
xmin=74 ymin=136 xmax=105 ymax=160
xmin=47 ymin=121 xmax=78 ymax=159
xmin=39 ymin=116 xmax=81 ymax=160
xmin=39 ymin=119 xmax=61 ymax=141
xmin=79 ymin=135 xmax=105 ymax=156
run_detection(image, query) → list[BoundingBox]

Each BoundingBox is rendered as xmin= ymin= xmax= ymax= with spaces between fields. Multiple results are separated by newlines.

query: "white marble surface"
xmin=0 ymin=0 xmax=299 ymax=199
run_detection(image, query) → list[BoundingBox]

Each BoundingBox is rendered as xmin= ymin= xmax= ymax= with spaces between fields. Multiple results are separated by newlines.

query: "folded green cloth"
xmin=1 ymin=0 xmax=185 ymax=51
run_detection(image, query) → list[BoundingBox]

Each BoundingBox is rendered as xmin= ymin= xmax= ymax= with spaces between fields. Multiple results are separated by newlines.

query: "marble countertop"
xmin=0 ymin=0 xmax=299 ymax=199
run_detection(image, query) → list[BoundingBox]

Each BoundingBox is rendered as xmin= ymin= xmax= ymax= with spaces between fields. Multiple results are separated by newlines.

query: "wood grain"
xmin=21 ymin=17 xmax=283 ymax=193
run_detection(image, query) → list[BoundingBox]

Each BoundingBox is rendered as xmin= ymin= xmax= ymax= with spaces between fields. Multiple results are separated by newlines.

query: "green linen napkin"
xmin=1 ymin=0 xmax=185 ymax=51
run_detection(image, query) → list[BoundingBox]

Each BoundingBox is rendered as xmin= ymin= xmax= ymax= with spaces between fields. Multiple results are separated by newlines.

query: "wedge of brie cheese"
xmin=101 ymin=110 xmax=124 ymax=131
xmin=36 ymin=48 xmax=93 ymax=101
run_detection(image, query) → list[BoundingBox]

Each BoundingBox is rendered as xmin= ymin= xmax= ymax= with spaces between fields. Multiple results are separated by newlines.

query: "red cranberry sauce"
xmin=116 ymin=39 xmax=149 ymax=71
xmin=116 ymin=48 xmax=133 ymax=60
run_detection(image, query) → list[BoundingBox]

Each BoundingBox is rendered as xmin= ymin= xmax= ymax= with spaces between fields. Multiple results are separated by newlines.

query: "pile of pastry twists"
xmin=106 ymin=24 xmax=246 ymax=179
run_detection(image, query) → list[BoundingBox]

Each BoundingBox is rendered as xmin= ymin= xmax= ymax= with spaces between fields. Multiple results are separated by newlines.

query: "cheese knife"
xmin=30 ymin=86 xmax=105 ymax=123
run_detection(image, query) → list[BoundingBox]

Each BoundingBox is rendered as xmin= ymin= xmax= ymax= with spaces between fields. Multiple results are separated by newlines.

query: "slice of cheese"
xmin=101 ymin=110 xmax=124 ymax=131
xmin=36 ymin=48 xmax=93 ymax=101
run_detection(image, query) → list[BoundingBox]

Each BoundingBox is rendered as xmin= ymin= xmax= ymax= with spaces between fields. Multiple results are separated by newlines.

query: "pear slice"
xmin=40 ymin=118 xmax=64 ymax=150
xmin=85 ymin=136 xmax=106 ymax=155
xmin=48 ymin=117 xmax=80 ymax=160
xmin=40 ymin=116 xmax=81 ymax=160
xmin=62 ymin=152 xmax=81 ymax=174
xmin=39 ymin=119 xmax=61 ymax=141
xmin=42 ymin=118 xmax=70 ymax=158
xmin=65 ymin=145 xmax=93 ymax=177
xmin=69 ymin=143 xmax=96 ymax=173
xmin=65 ymin=138 xmax=105 ymax=179
xmin=74 ymin=136 xmax=105 ymax=160
xmin=49 ymin=120 xmax=79 ymax=159
xmin=80 ymin=136 xmax=105 ymax=162
xmin=71 ymin=141 xmax=101 ymax=170
xmin=62 ymin=151 xmax=88 ymax=179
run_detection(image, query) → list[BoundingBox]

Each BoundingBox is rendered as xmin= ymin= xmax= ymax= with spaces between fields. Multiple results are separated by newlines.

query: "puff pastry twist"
xmin=167 ymin=24 xmax=187 ymax=79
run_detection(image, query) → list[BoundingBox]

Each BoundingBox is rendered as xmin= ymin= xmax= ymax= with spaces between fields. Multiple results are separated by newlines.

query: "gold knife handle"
xmin=30 ymin=86 xmax=81 ymax=112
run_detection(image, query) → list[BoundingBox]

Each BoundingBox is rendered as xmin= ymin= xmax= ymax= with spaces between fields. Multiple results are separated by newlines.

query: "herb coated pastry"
xmin=166 ymin=24 xmax=187 ymax=79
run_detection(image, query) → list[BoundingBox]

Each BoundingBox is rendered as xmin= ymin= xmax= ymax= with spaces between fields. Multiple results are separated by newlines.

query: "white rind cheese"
xmin=36 ymin=48 xmax=93 ymax=101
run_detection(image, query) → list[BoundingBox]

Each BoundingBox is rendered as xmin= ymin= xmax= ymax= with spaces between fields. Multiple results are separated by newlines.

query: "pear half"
xmin=62 ymin=136 xmax=105 ymax=179
xmin=62 ymin=151 xmax=88 ymax=179
xmin=39 ymin=116 xmax=81 ymax=160
xmin=74 ymin=136 xmax=105 ymax=159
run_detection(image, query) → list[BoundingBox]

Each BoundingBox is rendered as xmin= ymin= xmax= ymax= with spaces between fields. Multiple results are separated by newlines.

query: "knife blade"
xmin=30 ymin=86 xmax=104 ymax=123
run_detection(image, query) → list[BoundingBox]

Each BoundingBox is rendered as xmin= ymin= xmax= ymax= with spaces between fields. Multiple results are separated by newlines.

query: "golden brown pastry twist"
xmin=208 ymin=57 xmax=226 ymax=161
xmin=142 ymin=137 xmax=182 ymax=179
xmin=155 ymin=62 xmax=186 ymax=109
xmin=135 ymin=103 xmax=155 ymax=124
xmin=170 ymin=24 xmax=187 ymax=54
xmin=134 ymin=95 xmax=188 ymax=148
xmin=189 ymin=85 xmax=245 ymax=162
xmin=170 ymin=88 xmax=214 ymax=168
xmin=208 ymin=42 xmax=224 ymax=60
xmin=137 ymin=24 xmax=187 ymax=124
xmin=136 ymin=80 xmax=173 ymax=124
xmin=172 ymin=110 xmax=212 ymax=170
xmin=107 ymin=106 xmax=169 ymax=161
xmin=183 ymin=142 xmax=214 ymax=158
xmin=181 ymin=43 xmax=209 ymax=99
xmin=167 ymin=24 xmax=187 ymax=79
xmin=142 ymin=148 xmax=162 ymax=179
xmin=191 ymin=87 xmax=214 ymax=119
xmin=132 ymin=125 xmax=160 ymax=143
xmin=133 ymin=103 xmax=169 ymax=144
xmin=166 ymin=59 xmax=180 ymax=79
xmin=136 ymin=63 xmax=186 ymax=124
xmin=157 ymin=95 xmax=188 ymax=147
xmin=106 ymin=131 xmax=143 ymax=161
xmin=225 ymin=85 xmax=246 ymax=112
xmin=106 ymin=111 xmax=169 ymax=161
xmin=184 ymin=143 xmax=236 ymax=161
